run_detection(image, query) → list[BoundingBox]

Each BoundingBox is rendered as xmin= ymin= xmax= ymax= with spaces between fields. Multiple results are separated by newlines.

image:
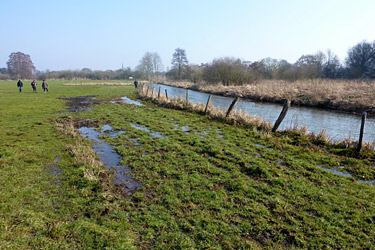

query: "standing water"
xmin=148 ymin=83 xmax=375 ymax=143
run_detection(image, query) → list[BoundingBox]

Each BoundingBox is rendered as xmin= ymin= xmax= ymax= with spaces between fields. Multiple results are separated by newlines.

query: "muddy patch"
xmin=79 ymin=125 xmax=141 ymax=192
xmin=59 ymin=96 xmax=105 ymax=113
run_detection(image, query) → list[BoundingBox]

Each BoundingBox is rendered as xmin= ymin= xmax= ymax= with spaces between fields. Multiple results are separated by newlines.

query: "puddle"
xmin=150 ymin=132 xmax=168 ymax=138
xmin=102 ymin=124 xmax=125 ymax=138
xmin=79 ymin=125 xmax=141 ymax=192
xmin=130 ymin=138 xmax=142 ymax=146
xmin=317 ymin=165 xmax=374 ymax=186
xmin=217 ymin=134 xmax=226 ymax=141
xmin=120 ymin=96 xmax=144 ymax=106
xmin=130 ymin=123 xmax=150 ymax=132
xmin=45 ymin=157 xmax=62 ymax=185
xmin=195 ymin=130 xmax=208 ymax=138
xmin=181 ymin=126 xmax=190 ymax=132
xmin=131 ymin=123 xmax=168 ymax=138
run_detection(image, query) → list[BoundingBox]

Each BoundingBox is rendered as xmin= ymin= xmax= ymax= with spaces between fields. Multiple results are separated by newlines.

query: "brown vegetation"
xmin=162 ymin=79 xmax=375 ymax=116
xmin=63 ymin=82 xmax=133 ymax=86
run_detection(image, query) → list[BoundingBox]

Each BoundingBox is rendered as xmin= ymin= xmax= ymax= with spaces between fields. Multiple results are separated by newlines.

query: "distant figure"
xmin=17 ymin=79 xmax=23 ymax=93
xmin=31 ymin=80 xmax=37 ymax=93
xmin=42 ymin=80 xmax=49 ymax=92
xmin=134 ymin=80 xmax=138 ymax=88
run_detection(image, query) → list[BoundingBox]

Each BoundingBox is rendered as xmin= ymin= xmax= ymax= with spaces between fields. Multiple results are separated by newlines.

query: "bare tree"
xmin=136 ymin=52 xmax=163 ymax=80
xmin=136 ymin=52 xmax=153 ymax=80
xmin=345 ymin=40 xmax=375 ymax=78
xmin=6 ymin=52 xmax=36 ymax=79
xmin=151 ymin=52 xmax=163 ymax=80
xmin=171 ymin=48 xmax=188 ymax=80
xmin=323 ymin=49 xmax=342 ymax=78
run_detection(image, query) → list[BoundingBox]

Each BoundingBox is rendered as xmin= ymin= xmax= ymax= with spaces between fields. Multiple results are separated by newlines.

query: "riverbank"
xmin=161 ymin=79 xmax=375 ymax=117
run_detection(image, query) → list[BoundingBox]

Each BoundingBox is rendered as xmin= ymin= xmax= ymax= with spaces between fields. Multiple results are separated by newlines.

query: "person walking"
xmin=42 ymin=80 xmax=49 ymax=92
xmin=31 ymin=80 xmax=37 ymax=93
xmin=133 ymin=79 xmax=138 ymax=88
xmin=17 ymin=79 xmax=23 ymax=93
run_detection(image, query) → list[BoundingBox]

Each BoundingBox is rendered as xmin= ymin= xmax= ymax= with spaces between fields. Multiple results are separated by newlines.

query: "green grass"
xmin=1 ymin=80 xmax=375 ymax=249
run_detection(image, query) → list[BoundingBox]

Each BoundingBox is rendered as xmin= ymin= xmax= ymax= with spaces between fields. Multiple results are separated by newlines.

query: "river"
xmin=147 ymin=83 xmax=375 ymax=143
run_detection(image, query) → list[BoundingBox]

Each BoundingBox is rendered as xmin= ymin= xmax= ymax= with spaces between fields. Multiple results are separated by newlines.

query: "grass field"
xmin=1 ymin=80 xmax=375 ymax=249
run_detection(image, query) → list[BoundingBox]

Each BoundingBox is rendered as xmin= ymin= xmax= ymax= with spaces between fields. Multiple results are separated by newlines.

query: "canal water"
xmin=148 ymin=83 xmax=375 ymax=143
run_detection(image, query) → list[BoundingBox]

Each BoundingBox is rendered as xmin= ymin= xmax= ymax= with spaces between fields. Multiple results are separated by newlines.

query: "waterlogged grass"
xmin=1 ymin=80 xmax=375 ymax=249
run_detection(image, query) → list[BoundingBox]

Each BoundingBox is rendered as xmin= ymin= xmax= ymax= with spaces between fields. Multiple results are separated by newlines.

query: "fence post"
xmin=186 ymin=89 xmax=189 ymax=105
xmin=357 ymin=112 xmax=367 ymax=154
xmin=205 ymin=94 xmax=212 ymax=113
xmin=165 ymin=89 xmax=168 ymax=100
xmin=146 ymin=86 xmax=149 ymax=97
xmin=226 ymin=97 xmax=240 ymax=118
xmin=272 ymin=100 xmax=291 ymax=132
xmin=151 ymin=87 xmax=154 ymax=98
xmin=158 ymin=87 xmax=161 ymax=98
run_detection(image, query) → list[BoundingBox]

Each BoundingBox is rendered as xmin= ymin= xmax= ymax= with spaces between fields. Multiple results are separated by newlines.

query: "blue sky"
xmin=1 ymin=0 xmax=375 ymax=71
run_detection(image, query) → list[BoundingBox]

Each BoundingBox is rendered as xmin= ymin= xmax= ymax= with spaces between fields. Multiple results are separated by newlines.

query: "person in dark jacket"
xmin=17 ymin=79 xmax=23 ymax=93
xmin=31 ymin=80 xmax=37 ymax=93
xmin=42 ymin=80 xmax=49 ymax=92
xmin=134 ymin=80 xmax=138 ymax=88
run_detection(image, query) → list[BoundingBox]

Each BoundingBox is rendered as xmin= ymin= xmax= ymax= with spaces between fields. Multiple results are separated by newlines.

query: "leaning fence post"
xmin=146 ymin=86 xmax=149 ymax=97
xmin=357 ymin=112 xmax=367 ymax=154
xmin=186 ymin=89 xmax=189 ymax=105
xmin=158 ymin=87 xmax=161 ymax=98
xmin=205 ymin=95 xmax=212 ymax=113
xmin=272 ymin=99 xmax=291 ymax=132
xmin=165 ymin=89 xmax=168 ymax=100
xmin=226 ymin=96 xmax=240 ymax=118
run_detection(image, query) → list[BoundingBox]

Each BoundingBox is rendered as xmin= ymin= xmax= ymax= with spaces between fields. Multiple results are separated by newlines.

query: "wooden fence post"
xmin=226 ymin=97 xmax=240 ymax=118
xmin=146 ymin=86 xmax=149 ymax=97
xmin=158 ymin=87 xmax=161 ymax=98
xmin=165 ymin=89 xmax=168 ymax=100
xmin=357 ymin=112 xmax=367 ymax=154
xmin=205 ymin=95 xmax=212 ymax=113
xmin=272 ymin=100 xmax=291 ymax=132
xmin=151 ymin=87 xmax=154 ymax=98
xmin=186 ymin=89 xmax=189 ymax=105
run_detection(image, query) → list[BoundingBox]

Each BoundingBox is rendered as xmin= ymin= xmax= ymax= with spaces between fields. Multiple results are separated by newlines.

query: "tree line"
xmin=2 ymin=40 xmax=375 ymax=84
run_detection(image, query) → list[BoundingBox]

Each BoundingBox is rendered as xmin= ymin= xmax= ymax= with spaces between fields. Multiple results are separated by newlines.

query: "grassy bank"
xmin=1 ymin=80 xmax=375 ymax=249
xmin=162 ymin=79 xmax=375 ymax=117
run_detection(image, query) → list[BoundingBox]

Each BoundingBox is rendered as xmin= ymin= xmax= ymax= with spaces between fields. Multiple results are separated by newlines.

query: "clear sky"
xmin=1 ymin=0 xmax=375 ymax=71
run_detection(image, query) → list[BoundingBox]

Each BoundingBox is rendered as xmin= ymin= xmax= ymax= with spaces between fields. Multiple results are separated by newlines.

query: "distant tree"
xmin=82 ymin=68 xmax=92 ymax=72
xmin=151 ymin=52 xmax=163 ymax=80
xmin=295 ymin=52 xmax=325 ymax=79
xmin=345 ymin=40 xmax=375 ymax=78
xmin=258 ymin=57 xmax=278 ymax=79
xmin=322 ymin=49 xmax=342 ymax=78
xmin=6 ymin=51 xmax=36 ymax=79
xmin=0 ymin=68 xmax=7 ymax=74
xmin=171 ymin=48 xmax=188 ymax=80
xmin=136 ymin=52 xmax=163 ymax=80
xmin=137 ymin=52 xmax=153 ymax=80
xmin=203 ymin=57 xmax=251 ymax=85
